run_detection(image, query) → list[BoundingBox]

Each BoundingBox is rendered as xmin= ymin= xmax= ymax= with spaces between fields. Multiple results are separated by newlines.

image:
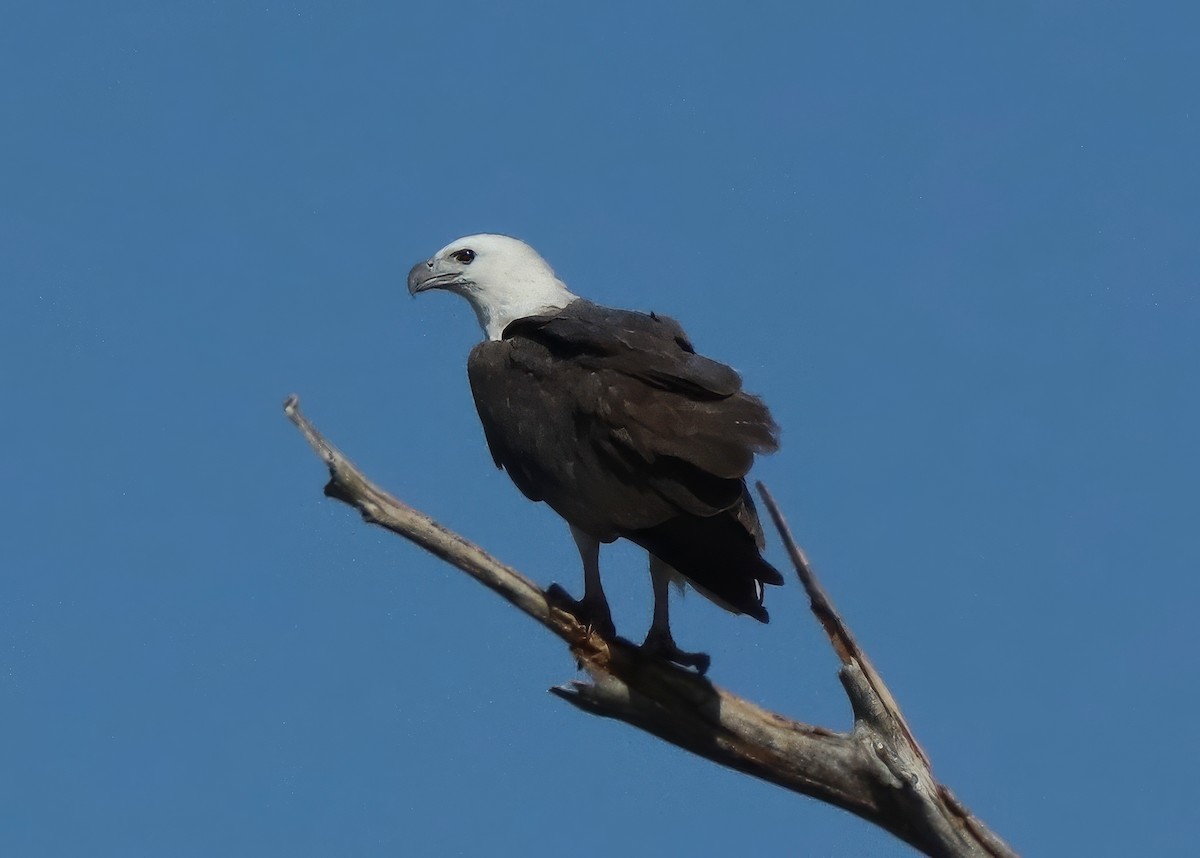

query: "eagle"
xmin=408 ymin=234 xmax=781 ymax=672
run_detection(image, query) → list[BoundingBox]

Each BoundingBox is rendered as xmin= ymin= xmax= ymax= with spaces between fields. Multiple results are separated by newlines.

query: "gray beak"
xmin=408 ymin=256 xmax=471 ymax=296
xmin=407 ymin=259 xmax=438 ymax=295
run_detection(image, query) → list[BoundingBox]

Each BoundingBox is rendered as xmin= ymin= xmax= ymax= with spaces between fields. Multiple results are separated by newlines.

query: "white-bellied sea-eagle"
xmin=408 ymin=234 xmax=782 ymax=673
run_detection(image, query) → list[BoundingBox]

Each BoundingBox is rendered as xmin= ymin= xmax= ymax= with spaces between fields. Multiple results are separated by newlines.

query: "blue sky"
xmin=3 ymin=2 xmax=1197 ymax=855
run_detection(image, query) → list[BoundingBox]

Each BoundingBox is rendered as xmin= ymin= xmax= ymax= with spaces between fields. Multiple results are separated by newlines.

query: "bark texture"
xmin=284 ymin=395 xmax=1018 ymax=857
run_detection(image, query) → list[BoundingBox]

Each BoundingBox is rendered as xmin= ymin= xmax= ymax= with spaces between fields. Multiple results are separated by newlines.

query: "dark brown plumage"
xmin=466 ymin=299 xmax=783 ymax=620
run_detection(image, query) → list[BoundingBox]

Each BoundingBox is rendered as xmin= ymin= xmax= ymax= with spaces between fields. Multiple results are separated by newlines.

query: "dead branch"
xmin=283 ymin=395 xmax=1018 ymax=858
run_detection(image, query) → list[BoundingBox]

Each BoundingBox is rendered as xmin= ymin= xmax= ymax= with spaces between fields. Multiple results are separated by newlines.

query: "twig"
xmin=284 ymin=395 xmax=1018 ymax=857
xmin=756 ymin=484 xmax=1017 ymax=856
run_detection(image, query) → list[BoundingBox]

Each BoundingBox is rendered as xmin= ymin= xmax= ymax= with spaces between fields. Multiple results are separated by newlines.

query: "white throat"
xmin=468 ymin=279 xmax=579 ymax=340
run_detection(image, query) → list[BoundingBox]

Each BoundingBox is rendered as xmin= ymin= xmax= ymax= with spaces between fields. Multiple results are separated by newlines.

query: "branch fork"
xmin=284 ymin=395 xmax=1016 ymax=858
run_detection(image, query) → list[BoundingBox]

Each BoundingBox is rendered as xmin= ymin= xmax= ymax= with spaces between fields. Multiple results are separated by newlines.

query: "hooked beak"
xmin=407 ymin=259 xmax=465 ymax=296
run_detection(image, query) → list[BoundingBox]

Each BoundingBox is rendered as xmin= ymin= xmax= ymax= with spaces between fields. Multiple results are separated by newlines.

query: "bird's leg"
xmin=547 ymin=527 xmax=616 ymax=639
xmin=641 ymin=557 xmax=711 ymax=675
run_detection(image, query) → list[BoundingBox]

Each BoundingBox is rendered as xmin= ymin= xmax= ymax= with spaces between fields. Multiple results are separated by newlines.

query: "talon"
xmin=546 ymin=583 xmax=616 ymax=639
xmin=641 ymin=629 xmax=711 ymax=674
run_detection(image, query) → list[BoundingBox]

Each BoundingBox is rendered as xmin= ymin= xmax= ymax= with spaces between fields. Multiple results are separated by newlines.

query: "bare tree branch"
xmin=284 ymin=395 xmax=1018 ymax=858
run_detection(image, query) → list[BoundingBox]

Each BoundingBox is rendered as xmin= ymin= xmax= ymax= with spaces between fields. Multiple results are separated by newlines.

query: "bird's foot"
xmin=546 ymin=583 xmax=617 ymax=640
xmin=640 ymin=628 xmax=711 ymax=675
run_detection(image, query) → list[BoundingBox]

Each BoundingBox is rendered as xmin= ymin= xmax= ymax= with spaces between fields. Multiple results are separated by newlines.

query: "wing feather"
xmin=471 ymin=300 xmax=783 ymax=609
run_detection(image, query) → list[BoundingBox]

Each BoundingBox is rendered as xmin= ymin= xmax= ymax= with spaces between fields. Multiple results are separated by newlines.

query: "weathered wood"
xmin=284 ymin=395 xmax=1018 ymax=857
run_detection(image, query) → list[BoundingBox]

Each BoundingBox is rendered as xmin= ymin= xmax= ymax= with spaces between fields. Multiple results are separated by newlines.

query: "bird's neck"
xmin=473 ymin=279 xmax=579 ymax=340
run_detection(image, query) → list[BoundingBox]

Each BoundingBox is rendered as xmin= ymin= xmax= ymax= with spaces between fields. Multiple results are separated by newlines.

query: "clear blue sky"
xmin=3 ymin=2 xmax=1196 ymax=855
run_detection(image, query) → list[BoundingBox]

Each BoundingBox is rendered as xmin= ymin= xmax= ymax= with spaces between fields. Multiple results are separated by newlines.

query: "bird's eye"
xmin=451 ymin=249 xmax=476 ymax=264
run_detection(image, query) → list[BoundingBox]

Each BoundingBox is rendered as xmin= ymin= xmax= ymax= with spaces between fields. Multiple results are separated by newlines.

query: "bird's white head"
xmin=407 ymin=234 xmax=579 ymax=340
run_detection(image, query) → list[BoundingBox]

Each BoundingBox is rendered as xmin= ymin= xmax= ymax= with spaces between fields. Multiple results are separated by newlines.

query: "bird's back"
xmin=467 ymin=299 xmax=782 ymax=617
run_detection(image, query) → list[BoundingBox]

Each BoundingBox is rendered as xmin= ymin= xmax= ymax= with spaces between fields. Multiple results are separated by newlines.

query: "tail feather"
xmin=626 ymin=509 xmax=782 ymax=622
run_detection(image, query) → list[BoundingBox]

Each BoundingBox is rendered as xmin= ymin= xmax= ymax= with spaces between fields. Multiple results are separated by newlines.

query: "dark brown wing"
xmin=467 ymin=300 xmax=783 ymax=617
